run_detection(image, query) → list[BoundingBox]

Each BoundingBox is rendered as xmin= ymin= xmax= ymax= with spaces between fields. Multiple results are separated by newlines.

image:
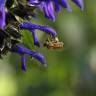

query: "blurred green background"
xmin=0 ymin=0 xmax=96 ymax=96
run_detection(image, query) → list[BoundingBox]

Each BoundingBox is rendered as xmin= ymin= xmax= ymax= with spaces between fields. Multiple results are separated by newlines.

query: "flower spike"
xmin=0 ymin=0 xmax=84 ymax=71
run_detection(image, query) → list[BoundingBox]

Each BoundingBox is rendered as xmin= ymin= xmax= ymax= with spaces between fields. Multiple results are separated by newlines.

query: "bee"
xmin=43 ymin=37 xmax=64 ymax=49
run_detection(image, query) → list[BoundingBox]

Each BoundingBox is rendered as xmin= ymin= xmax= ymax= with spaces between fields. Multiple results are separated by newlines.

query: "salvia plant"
xmin=0 ymin=0 xmax=84 ymax=71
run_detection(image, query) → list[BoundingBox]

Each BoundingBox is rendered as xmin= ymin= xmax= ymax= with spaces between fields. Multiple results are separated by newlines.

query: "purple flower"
xmin=21 ymin=55 xmax=26 ymax=71
xmin=20 ymin=22 xmax=57 ymax=47
xmin=27 ymin=0 xmax=40 ymax=6
xmin=28 ymin=0 xmax=71 ymax=21
xmin=0 ymin=0 xmax=6 ymax=29
xmin=39 ymin=1 xmax=55 ymax=21
xmin=20 ymin=22 xmax=57 ymax=36
xmin=11 ymin=44 xmax=46 ymax=71
xmin=28 ymin=0 xmax=84 ymax=21
xmin=72 ymin=0 xmax=84 ymax=11
xmin=30 ymin=29 xmax=40 ymax=47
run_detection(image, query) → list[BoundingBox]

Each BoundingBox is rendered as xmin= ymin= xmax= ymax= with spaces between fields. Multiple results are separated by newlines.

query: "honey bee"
xmin=43 ymin=37 xmax=64 ymax=49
